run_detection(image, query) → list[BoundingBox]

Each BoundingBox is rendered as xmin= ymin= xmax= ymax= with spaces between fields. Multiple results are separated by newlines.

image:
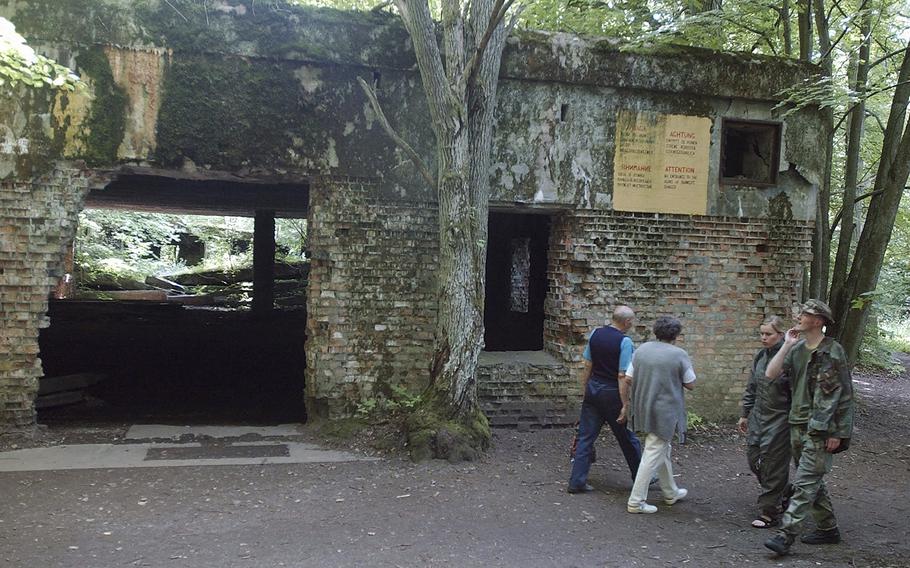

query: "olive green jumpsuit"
xmin=741 ymin=340 xmax=792 ymax=520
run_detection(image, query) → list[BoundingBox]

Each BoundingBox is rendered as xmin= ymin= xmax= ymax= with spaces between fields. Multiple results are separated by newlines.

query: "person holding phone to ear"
xmin=763 ymin=300 xmax=855 ymax=557
xmin=738 ymin=315 xmax=793 ymax=529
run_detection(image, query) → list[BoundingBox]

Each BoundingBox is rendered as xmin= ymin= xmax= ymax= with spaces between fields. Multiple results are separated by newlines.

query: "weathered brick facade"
xmin=477 ymin=351 xmax=575 ymax=427
xmin=0 ymin=167 xmax=89 ymax=429
xmin=0 ymin=2 xmax=827 ymax=429
xmin=305 ymin=189 xmax=812 ymax=424
xmin=305 ymin=178 xmax=438 ymax=418
xmin=545 ymin=211 xmax=813 ymax=420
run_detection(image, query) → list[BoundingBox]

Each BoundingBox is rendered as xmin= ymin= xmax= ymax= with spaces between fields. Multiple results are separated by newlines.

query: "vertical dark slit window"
xmin=720 ymin=119 xmax=781 ymax=186
xmin=509 ymin=237 xmax=530 ymax=313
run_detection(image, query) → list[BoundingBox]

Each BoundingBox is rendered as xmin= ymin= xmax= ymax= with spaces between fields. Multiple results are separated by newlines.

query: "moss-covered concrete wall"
xmin=0 ymin=0 xmax=829 ymax=427
xmin=1 ymin=0 xmax=826 ymax=216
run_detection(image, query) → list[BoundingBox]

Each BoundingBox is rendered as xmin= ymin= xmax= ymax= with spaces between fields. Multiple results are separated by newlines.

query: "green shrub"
xmin=355 ymin=385 xmax=422 ymax=419
xmin=686 ymin=411 xmax=705 ymax=430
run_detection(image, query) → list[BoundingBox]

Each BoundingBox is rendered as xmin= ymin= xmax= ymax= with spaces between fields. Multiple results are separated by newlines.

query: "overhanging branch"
xmin=830 ymin=188 xmax=886 ymax=232
xmin=357 ymin=77 xmax=436 ymax=189
xmin=461 ymin=0 xmax=516 ymax=91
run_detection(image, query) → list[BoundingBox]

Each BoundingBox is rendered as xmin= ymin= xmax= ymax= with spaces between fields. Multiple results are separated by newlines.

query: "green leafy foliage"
xmin=356 ymin=385 xmax=423 ymax=419
xmin=0 ymin=17 xmax=79 ymax=92
xmin=75 ymin=210 xmax=184 ymax=285
xmin=686 ymin=410 xmax=705 ymax=430
xmin=75 ymin=210 xmax=307 ymax=289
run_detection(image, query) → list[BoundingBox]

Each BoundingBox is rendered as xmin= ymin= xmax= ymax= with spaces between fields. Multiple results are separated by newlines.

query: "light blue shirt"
xmin=583 ymin=329 xmax=634 ymax=372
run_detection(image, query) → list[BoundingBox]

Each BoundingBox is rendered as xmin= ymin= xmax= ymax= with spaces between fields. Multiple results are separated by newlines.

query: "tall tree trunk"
xmin=797 ymin=0 xmax=812 ymax=61
xmin=829 ymin=12 xmax=871 ymax=332
xmin=808 ymin=0 xmax=832 ymax=301
xmin=837 ymin=40 xmax=910 ymax=365
xmin=390 ymin=0 xmax=515 ymax=460
xmin=781 ymin=0 xmax=792 ymax=57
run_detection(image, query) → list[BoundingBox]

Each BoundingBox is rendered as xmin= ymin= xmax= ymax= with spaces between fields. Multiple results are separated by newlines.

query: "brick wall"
xmin=304 ymin=188 xmax=811 ymax=423
xmin=545 ymin=210 xmax=812 ymax=420
xmin=477 ymin=351 xmax=575 ymax=427
xmin=0 ymin=167 xmax=89 ymax=430
xmin=305 ymin=177 xmax=439 ymax=418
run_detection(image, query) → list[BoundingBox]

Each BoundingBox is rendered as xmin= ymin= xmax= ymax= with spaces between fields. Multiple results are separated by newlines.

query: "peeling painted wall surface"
xmin=0 ymin=0 xmax=826 ymax=428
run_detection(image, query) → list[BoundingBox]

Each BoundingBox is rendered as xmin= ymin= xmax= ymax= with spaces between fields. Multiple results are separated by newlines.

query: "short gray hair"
xmin=612 ymin=305 xmax=635 ymax=325
xmin=653 ymin=316 xmax=683 ymax=341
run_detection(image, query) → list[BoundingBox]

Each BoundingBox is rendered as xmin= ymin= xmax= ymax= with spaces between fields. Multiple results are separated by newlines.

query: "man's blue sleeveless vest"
xmin=589 ymin=326 xmax=625 ymax=385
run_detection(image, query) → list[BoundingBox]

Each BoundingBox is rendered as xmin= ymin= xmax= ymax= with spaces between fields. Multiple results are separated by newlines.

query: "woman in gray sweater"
xmin=626 ymin=316 xmax=696 ymax=514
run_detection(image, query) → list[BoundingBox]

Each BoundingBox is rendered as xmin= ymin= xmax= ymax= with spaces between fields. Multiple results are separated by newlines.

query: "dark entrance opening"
xmin=37 ymin=171 xmax=310 ymax=425
xmin=484 ymin=212 xmax=550 ymax=351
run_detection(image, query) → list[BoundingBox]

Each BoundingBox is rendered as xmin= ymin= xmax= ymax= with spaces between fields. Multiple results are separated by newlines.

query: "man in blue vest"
xmin=568 ymin=305 xmax=643 ymax=493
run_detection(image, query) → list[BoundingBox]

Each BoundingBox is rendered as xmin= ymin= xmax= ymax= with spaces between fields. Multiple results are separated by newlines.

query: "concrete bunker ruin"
xmin=0 ymin=1 xmax=825 ymax=431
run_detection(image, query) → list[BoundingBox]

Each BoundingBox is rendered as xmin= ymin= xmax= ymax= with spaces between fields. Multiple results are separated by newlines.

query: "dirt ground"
xmin=1 ymin=362 xmax=908 ymax=568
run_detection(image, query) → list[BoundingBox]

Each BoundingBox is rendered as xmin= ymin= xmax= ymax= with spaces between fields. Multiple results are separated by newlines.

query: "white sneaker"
xmin=664 ymin=488 xmax=688 ymax=505
xmin=627 ymin=502 xmax=658 ymax=514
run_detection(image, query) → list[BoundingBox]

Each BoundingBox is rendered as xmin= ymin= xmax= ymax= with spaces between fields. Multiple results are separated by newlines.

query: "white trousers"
xmin=628 ymin=432 xmax=680 ymax=506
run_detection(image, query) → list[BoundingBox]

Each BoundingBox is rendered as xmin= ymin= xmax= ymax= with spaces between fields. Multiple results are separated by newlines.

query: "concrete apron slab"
xmin=0 ymin=424 xmax=376 ymax=472
xmin=124 ymin=423 xmax=305 ymax=440
xmin=0 ymin=441 xmax=375 ymax=472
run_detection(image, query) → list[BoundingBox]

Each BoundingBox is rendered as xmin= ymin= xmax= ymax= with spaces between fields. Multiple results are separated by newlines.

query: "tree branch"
xmin=865 ymin=108 xmax=886 ymax=133
xmin=395 ymin=0 xmax=456 ymax=133
xmin=833 ymin=80 xmax=910 ymax=132
xmin=830 ymin=188 xmax=886 ymax=233
xmin=461 ymin=0 xmax=515 ymax=91
xmin=357 ymin=76 xmax=436 ymax=189
xmin=870 ymin=46 xmax=910 ymax=70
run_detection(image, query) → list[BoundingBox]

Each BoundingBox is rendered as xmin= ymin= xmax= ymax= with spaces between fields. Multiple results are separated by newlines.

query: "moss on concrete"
xmin=317 ymin=416 xmax=369 ymax=440
xmin=154 ymin=55 xmax=309 ymax=169
xmin=8 ymin=0 xmax=138 ymax=46
xmin=135 ymin=1 xmax=410 ymax=66
xmin=4 ymin=88 xmax=67 ymax=178
xmin=406 ymin=398 xmax=491 ymax=463
xmin=75 ymin=47 xmax=127 ymax=167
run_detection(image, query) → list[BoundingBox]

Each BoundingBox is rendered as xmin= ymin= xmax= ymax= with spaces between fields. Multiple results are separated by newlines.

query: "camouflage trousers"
xmin=746 ymin=425 xmax=792 ymax=518
xmin=779 ymin=424 xmax=838 ymax=537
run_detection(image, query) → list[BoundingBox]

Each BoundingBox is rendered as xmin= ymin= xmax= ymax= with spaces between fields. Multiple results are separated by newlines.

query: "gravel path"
xmin=1 ymin=365 xmax=907 ymax=567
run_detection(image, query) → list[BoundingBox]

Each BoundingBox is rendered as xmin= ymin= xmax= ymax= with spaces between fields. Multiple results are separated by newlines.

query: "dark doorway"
xmin=37 ymin=172 xmax=310 ymax=425
xmin=484 ymin=212 xmax=550 ymax=351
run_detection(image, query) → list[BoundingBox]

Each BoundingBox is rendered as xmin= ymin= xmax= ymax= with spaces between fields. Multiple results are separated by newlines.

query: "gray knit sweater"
xmin=629 ymin=341 xmax=694 ymax=443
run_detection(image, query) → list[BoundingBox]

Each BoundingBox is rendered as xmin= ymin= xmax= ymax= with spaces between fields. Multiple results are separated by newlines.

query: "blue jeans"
xmin=569 ymin=380 xmax=642 ymax=489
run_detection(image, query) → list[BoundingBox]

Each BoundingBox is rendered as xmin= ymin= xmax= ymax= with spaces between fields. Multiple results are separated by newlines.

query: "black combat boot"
xmin=800 ymin=527 xmax=841 ymax=545
xmin=764 ymin=532 xmax=794 ymax=555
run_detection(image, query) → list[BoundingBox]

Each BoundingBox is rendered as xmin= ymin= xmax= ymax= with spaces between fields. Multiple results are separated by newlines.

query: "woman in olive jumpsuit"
xmin=738 ymin=316 xmax=793 ymax=528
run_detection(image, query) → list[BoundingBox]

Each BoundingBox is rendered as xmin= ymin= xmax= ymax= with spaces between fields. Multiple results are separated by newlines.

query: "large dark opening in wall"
xmin=484 ymin=212 xmax=550 ymax=351
xmin=720 ymin=119 xmax=781 ymax=186
xmin=37 ymin=172 xmax=310 ymax=425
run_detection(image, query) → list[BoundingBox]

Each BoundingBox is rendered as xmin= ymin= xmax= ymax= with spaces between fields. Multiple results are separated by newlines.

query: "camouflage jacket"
xmin=782 ymin=337 xmax=854 ymax=441
xmin=741 ymin=341 xmax=790 ymax=445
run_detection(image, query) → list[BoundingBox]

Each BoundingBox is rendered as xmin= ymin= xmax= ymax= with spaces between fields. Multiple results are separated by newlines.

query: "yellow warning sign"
xmin=613 ymin=110 xmax=712 ymax=215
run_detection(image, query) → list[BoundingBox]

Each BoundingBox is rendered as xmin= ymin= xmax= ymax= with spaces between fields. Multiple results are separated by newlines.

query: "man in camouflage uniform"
xmin=763 ymin=300 xmax=854 ymax=556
